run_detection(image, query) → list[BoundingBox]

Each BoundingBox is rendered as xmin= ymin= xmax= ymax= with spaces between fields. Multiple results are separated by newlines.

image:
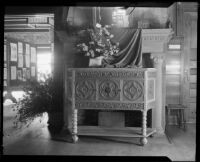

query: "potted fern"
xmin=13 ymin=74 xmax=63 ymax=131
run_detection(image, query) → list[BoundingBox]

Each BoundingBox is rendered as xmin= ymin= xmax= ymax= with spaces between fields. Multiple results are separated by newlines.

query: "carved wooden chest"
xmin=67 ymin=68 xmax=157 ymax=145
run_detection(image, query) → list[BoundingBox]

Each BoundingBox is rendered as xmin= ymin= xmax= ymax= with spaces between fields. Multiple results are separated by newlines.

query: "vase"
xmin=89 ymin=56 xmax=104 ymax=67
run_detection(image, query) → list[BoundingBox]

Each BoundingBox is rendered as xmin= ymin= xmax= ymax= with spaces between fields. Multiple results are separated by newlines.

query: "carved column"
xmin=152 ymin=55 xmax=165 ymax=134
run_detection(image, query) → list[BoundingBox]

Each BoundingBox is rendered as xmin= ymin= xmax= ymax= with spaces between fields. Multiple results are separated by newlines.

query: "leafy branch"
xmin=13 ymin=74 xmax=55 ymax=128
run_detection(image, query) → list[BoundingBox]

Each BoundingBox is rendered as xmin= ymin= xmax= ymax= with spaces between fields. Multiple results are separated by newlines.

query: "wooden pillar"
xmin=152 ymin=55 xmax=165 ymax=134
xmin=49 ymin=7 xmax=67 ymax=128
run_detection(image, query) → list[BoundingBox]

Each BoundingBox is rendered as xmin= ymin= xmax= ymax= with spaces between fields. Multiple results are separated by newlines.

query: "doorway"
xmin=4 ymin=13 xmax=54 ymax=103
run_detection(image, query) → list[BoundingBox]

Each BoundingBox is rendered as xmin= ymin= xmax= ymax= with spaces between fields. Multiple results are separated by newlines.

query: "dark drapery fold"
xmin=103 ymin=28 xmax=142 ymax=68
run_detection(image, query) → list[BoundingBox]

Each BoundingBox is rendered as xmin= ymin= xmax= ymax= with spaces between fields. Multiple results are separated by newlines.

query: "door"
xmin=182 ymin=12 xmax=197 ymax=123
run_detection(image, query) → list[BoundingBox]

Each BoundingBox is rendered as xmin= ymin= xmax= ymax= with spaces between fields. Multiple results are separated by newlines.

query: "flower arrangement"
xmin=76 ymin=23 xmax=120 ymax=59
xmin=13 ymin=74 xmax=55 ymax=128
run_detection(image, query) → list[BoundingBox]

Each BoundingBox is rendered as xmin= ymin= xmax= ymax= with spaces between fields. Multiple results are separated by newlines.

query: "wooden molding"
xmin=182 ymin=2 xmax=198 ymax=12
xmin=142 ymin=29 xmax=173 ymax=53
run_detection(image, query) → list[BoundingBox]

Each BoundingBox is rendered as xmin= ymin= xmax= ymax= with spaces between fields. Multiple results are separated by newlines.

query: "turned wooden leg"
xmin=140 ymin=110 xmax=148 ymax=146
xmin=72 ymin=109 xmax=78 ymax=143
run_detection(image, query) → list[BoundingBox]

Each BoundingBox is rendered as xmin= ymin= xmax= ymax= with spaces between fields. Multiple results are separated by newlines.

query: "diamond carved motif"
xmin=123 ymin=80 xmax=143 ymax=101
xmin=75 ymin=80 xmax=95 ymax=100
xmin=99 ymin=80 xmax=120 ymax=100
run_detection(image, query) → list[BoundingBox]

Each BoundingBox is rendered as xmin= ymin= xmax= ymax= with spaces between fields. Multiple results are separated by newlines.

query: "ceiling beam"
xmin=5 ymin=14 xmax=54 ymax=18
xmin=5 ymin=7 xmax=56 ymax=14
xmin=4 ymin=29 xmax=50 ymax=32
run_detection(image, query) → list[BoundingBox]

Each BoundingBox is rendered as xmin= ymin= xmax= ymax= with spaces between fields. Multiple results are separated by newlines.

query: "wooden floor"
xmin=3 ymin=104 xmax=196 ymax=161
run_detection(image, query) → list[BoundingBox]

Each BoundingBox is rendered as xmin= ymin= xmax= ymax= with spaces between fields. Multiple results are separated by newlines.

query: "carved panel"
xmin=142 ymin=35 xmax=167 ymax=42
xmin=75 ymin=101 xmax=144 ymax=110
xmin=147 ymin=79 xmax=155 ymax=101
xmin=142 ymin=29 xmax=173 ymax=53
xmin=147 ymin=71 xmax=156 ymax=78
xmin=123 ymin=80 xmax=144 ymax=101
xmin=75 ymin=70 xmax=144 ymax=79
xmin=68 ymin=68 xmax=156 ymax=111
xmin=98 ymin=80 xmax=120 ymax=101
xmin=75 ymin=80 xmax=96 ymax=100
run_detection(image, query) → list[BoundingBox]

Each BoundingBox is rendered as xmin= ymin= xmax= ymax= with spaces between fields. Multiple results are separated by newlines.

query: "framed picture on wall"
xmin=26 ymin=44 xmax=30 ymax=55
xmin=17 ymin=70 xmax=22 ymax=81
xmin=31 ymin=66 xmax=36 ymax=77
xmin=18 ymin=42 xmax=23 ymax=54
xmin=5 ymin=37 xmax=38 ymax=88
xmin=4 ymin=44 xmax=7 ymax=61
xmin=4 ymin=81 xmax=7 ymax=87
xmin=10 ymin=43 xmax=17 ymax=62
xmin=22 ymin=68 xmax=27 ymax=81
xmin=4 ymin=68 xmax=7 ymax=79
xmin=18 ymin=54 xmax=24 ymax=67
xmin=25 ymin=54 xmax=30 ymax=67
xmin=26 ymin=69 xmax=31 ymax=79
xmin=31 ymin=47 xmax=36 ymax=63
xmin=11 ymin=66 xmax=17 ymax=80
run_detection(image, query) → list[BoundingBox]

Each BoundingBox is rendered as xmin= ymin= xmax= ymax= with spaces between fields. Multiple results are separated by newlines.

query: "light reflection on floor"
xmin=3 ymin=91 xmax=25 ymax=106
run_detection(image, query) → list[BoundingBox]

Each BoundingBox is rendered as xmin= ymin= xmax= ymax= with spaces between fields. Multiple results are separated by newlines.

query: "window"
xmin=37 ymin=46 xmax=52 ymax=81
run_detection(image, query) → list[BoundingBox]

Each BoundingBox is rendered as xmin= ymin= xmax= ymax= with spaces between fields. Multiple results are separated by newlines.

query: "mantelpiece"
xmin=66 ymin=68 xmax=157 ymax=145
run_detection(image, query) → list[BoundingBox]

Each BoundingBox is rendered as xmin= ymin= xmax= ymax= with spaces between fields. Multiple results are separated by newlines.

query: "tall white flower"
xmin=83 ymin=45 xmax=88 ymax=51
xmin=96 ymin=23 xmax=102 ymax=28
xmin=110 ymin=34 xmax=114 ymax=38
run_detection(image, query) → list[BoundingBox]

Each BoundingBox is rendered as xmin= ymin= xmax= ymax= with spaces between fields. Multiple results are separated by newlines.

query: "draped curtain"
xmin=102 ymin=28 xmax=142 ymax=68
